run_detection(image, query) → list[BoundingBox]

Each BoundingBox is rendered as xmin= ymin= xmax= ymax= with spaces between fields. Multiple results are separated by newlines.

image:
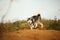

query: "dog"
xmin=27 ymin=14 xmax=43 ymax=30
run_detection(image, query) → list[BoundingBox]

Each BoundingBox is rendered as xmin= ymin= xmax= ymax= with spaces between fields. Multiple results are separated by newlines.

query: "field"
xmin=2 ymin=29 xmax=60 ymax=40
xmin=0 ymin=19 xmax=60 ymax=40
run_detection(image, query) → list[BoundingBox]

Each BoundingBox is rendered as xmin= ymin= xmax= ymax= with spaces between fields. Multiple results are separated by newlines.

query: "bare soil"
xmin=1 ymin=29 xmax=60 ymax=40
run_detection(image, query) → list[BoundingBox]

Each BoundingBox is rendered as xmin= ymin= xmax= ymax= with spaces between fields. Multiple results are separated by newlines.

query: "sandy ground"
xmin=1 ymin=29 xmax=60 ymax=40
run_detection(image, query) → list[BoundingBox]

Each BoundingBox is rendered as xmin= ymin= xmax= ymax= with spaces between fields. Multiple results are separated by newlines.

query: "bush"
xmin=46 ymin=20 xmax=60 ymax=31
xmin=1 ymin=19 xmax=60 ymax=32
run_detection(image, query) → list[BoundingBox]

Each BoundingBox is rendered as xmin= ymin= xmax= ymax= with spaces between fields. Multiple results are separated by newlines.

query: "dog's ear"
xmin=37 ymin=14 xmax=40 ymax=17
xmin=37 ymin=14 xmax=41 ymax=20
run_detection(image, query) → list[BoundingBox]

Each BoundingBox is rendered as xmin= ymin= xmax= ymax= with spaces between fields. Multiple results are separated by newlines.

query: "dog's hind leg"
xmin=39 ymin=22 xmax=44 ymax=29
xmin=34 ymin=22 xmax=38 ymax=28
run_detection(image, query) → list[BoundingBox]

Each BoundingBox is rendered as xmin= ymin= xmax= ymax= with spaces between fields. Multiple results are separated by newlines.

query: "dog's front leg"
xmin=30 ymin=24 xmax=34 ymax=30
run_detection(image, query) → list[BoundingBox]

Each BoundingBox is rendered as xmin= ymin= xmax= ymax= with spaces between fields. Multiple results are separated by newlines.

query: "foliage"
xmin=46 ymin=19 xmax=60 ymax=31
xmin=0 ymin=19 xmax=60 ymax=32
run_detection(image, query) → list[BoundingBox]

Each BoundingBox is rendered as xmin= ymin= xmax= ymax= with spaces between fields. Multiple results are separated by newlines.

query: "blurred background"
xmin=0 ymin=0 xmax=60 ymax=32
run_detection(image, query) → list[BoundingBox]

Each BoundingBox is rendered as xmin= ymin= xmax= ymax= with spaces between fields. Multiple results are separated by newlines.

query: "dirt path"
xmin=2 ymin=29 xmax=60 ymax=40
